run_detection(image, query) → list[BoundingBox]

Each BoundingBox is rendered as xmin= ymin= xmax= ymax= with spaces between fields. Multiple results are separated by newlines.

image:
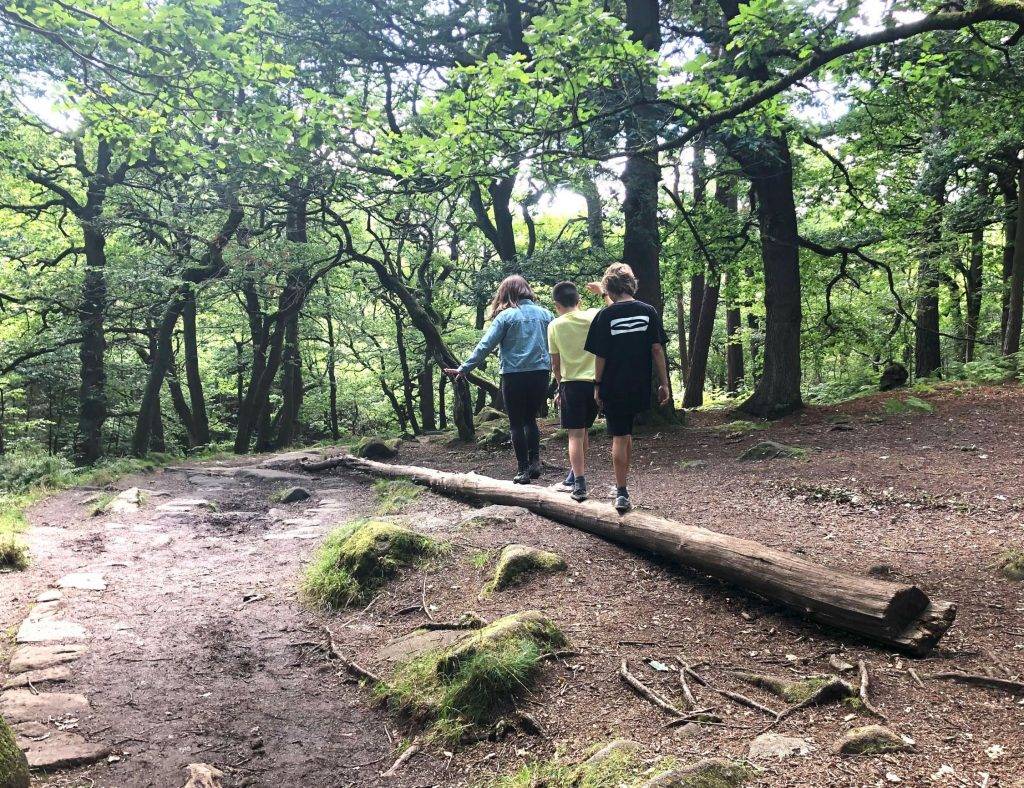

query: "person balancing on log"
xmin=584 ymin=263 xmax=670 ymax=514
xmin=548 ymin=281 xmax=600 ymax=502
xmin=444 ymin=275 xmax=554 ymax=485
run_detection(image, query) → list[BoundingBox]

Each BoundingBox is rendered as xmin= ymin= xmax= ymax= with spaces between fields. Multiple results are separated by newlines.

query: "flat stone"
xmin=9 ymin=645 xmax=87 ymax=673
xmin=57 ymin=572 xmax=107 ymax=591
xmin=3 ymin=665 xmax=73 ymax=690
xmin=240 ymin=468 xmax=312 ymax=482
xmin=275 ymin=486 xmax=311 ymax=503
xmin=15 ymin=619 xmax=87 ymax=644
xmin=25 ymin=600 xmax=61 ymax=621
xmin=459 ymin=505 xmax=529 ymax=526
xmin=263 ymin=527 xmax=324 ymax=541
xmin=35 ymin=589 xmax=62 ymax=603
xmin=0 ymin=690 xmax=90 ymax=723
xmin=16 ymin=729 xmax=110 ymax=769
xmin=259 ymin=450 xmax=323 ymax=468
xmin=156 ymin=498 xmax=216 ymax=513
xmin=150 ymin=534 xmax=174 ymax=548
xmin=749 ymin=732 xmax=813 ymax=760
xmin=375 ymin=628 xmax=468 ymax=663
xmin=107 ymin=486 xmax=144 ymax=513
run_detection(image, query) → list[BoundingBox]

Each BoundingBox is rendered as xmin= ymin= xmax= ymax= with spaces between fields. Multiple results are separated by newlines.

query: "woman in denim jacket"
xmin=444 ymin=275 xmax=553 ymax=483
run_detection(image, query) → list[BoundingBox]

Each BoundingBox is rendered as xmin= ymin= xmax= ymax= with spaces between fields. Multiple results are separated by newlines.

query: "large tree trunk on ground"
xmin=326 ymin=456 xmax=956 ymax=655
xmin=1003 ymin=165 xmax=1024 ymax=356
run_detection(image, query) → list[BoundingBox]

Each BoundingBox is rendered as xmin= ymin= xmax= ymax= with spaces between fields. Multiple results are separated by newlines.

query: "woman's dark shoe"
xmin=513 ymin=470 xmax=531 ymax=484
xmin=527 ymin=460 xmax=542 ymax=479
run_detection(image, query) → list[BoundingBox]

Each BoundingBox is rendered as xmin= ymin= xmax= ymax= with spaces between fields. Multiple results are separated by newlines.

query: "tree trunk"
xmin=438 ymin=373 xmax=448 ymax=430
xmin=676 ymin=293 xmax=689 ymax=380
xmin=726 ymin=298 xmax=744 ymax=392
xmin=682 ymin=274 xmax=720 ymax=408
xmin=75 ymin=225 xmax=107 ymax=465
xmin=964 ymin=226 xmax=984 ymax=363
xmin=1003 ymin=165 xmax=1024 ymax=356
xmin=181 ymin=289 xmax=210 ymax=445
xmin=275 ymin=184 xmax=310 ymax=449
xmin=418 ymin=363 xmax=436 ymax=432
xmin=132 ymin=290 xmax=186 ymax=456
xmin=324 ymin=287 xmax=340 ymax=440
xmin=580 ymin=177 xmax=606 ymax=250
xmin=732 ymin=137 xmax=803 ymax=418
xmin=332 ymin=456 xmax=957 ymax=656
xmin=915 ymin=181 xmax=946 ymax=377
xmin=999 ymin=169 xmax=1017 ymax=346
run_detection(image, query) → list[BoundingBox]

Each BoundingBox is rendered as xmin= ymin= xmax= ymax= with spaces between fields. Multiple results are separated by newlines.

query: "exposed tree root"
xmin=620 ymin=659 xmax=687 ymax=717
xmin=767 ymin=677 xmax=856 ymax=730
xmin=323 ymin=626 xmax=383 ymax=685
xmin=857 ymin=660 xmax=887 ymax=720
xmin=925 ymin=672 xmax=1024 ymax=695
xmin=381 ymin=738 xmax=421 ymax=778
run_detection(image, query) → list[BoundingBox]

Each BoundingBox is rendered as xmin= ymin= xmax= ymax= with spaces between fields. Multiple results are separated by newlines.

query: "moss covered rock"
xmin=376 ymin=610 xmax=565 ymax=734
xmin=736 ymin=672 xmax=841 ymax=704
xmin=474 ymin=406 xmax=506 ymax=425
xmin=640 ymin=758 xmax=753 ymax=788
xmin=0 ymin=715 xmax=29 ymax=788
xmin=477 ymin=424 xmax=510 ymax=447
xmin=738 ymin=441 xmax=807 ymax=461
xmin=301 ymin=519 xmax=443 ymax=608
xmin=997 ymin=550 xmax=1024 ymax=581
xmin=484 ymin=544 xmax=566 ymax=594
xmin=354 ymin=437 xmax=401 ymax=459
xmin=837 ymin=725 xmax=912 ymax=755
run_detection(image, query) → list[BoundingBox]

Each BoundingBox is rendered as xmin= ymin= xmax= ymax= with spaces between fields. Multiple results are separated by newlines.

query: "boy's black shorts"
xmin=559 ymin=381 xmax=598 ymax=430
xmin=603 ymin=407 xmax=636 ymax=437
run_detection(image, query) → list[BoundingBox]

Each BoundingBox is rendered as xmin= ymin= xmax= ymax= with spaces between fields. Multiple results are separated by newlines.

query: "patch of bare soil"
xmin=2 ymin=382 xmax=1023 ymax=787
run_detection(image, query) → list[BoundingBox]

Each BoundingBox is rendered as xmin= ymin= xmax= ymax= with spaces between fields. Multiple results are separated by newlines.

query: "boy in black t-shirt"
xmin=584 ymin=263 xmax=670 ymax=514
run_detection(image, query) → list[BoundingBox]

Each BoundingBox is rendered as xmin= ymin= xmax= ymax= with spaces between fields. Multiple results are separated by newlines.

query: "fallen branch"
xmin=299 ymin=454 xmax=349 ymax=472
xmin=332 ymin=456 xmax=956 ymax=655
xmin=323 ymin=626 xmax=383 ymax=685
xmin=677 ymin=661 xmax=698 ymax=707
xmin=907 ymin=667 xmax=925 ymax=689
xmin=925 ymin=672 xmax=1024 ymax=695
xmin=682 ymin=661 xmax=778 ymax=718
xmin=420 ymin=575 xmax=435 ymax=623
xmin=381 ymin=739 xmax=421 ymax=778
xmin=662 ymin=707 xmax=724 ymax=728
xmin=619 ymin=659 xmax=687 ymax=717
xmin=857 ymin=660 xmax=887 ymax=720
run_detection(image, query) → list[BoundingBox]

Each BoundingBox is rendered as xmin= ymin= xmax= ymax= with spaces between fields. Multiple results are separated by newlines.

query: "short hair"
xmin=552 ymin=281 xmax=580 ymax=308
xmin=601 ymin=263 xmax=637 ymax=297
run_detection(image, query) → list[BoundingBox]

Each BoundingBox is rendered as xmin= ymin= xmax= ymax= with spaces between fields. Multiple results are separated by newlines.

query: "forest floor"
xmin=2 ymin=381 xmax=1024 ymax=787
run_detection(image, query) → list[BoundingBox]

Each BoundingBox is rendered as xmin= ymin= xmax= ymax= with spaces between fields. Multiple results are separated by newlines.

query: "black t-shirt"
xmin=584 ymin=299 xmax=667 ymax=413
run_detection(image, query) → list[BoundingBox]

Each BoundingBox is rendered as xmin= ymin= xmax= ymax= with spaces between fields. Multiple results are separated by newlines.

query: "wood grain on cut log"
xmin=315 ymin=456 xmax=957 ymax=655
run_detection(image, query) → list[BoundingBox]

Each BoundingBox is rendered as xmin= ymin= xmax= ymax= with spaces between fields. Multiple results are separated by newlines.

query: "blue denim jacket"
xmin=458 ymin=299 xmax=553 ymax=376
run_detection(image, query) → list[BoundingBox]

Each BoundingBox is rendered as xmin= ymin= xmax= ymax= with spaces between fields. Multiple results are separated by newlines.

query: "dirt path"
xmin=3 ymin=383 xmax=1024 ymax=788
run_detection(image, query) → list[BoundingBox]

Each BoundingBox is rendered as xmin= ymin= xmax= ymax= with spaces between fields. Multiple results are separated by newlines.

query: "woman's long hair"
xmin=489 ymin=274 xmax=536 ymax=319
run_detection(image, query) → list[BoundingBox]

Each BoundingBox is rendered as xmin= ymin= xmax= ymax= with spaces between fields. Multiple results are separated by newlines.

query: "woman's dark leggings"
xmin=500 ymin=370 xmax=550 ymax=470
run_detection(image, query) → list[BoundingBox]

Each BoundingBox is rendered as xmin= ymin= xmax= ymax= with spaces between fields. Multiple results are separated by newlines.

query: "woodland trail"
xmin=3 ymin=383 xmax=1024 ymax=787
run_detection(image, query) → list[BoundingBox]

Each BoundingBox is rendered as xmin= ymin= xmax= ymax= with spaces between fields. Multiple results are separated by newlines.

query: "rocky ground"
xmin=2 ymin=381 xmax=1024 ymax=787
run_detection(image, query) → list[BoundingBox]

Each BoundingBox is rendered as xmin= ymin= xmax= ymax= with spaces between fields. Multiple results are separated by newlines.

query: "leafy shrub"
xmin=0 ymin=441 xmax=74 ymax=494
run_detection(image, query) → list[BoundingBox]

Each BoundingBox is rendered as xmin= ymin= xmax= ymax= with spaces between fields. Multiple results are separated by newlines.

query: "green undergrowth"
xmin=713 ymin=420 xmax=768 ymax=435
xmin=301 ymin=518 xmax=444 ymax=608
xmin=373 ymin=478 xmax=422 ymax=514
xmin=374 ymin=611 xmax=565 ymax=739
xmin=882 ymin=395 xmax=934 ymax=415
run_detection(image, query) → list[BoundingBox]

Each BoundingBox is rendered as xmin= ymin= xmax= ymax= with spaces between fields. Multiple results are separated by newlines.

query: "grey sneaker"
xmin=614 ymin=493 xmax=632 ymax=514
xmin=571 ymin=478 xmax=588 ymax=502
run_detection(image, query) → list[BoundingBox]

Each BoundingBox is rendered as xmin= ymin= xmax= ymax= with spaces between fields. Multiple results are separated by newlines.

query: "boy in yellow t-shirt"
xmin=548 ymin=281 xmax=599 ymax=502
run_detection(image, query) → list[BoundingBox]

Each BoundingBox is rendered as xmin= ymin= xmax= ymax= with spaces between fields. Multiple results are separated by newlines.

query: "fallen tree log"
xmin=311 ymin=455 xmax=956 ymax=655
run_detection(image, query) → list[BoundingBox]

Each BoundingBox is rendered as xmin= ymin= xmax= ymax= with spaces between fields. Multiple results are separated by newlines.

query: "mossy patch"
xmin=0 ymin=713 xmax=30 ymax=788
xmin=374 ymin=610 xmax=565 ymax=737
xmin=837 ymin=725 xmax=912 ymax=755
xmin=477 ymin=424 xmax=511 ymax=447
xmin=676 ymin=459 xmax=709 ymax=472
xmin=997 ymin=550 xmax=1024 ymax=581
xmin=737 ymin=441 xmax=808 ymax=461
xmin=484 ymin=544 xmax=566 ymax=594
xmin=474 ymin=406 xmax=506 ymax=425
xmin=736 ymin=673 xmax=832 ymax=704
xmin=0 ymin=532 xmax=29 ymax=571
xmin=643 ymin=758 xmax=753 ymax=788
xmin=373 ymin=479 xmax=422 ymax=515
xmin=469 ymin=550 xmax=492 ymax=569
xmin=492 ymin=743 xmax=651 ymax=787
xmin=714 ymin=420 xmax=768 ymax=436
xmin=882 ymin=396 xmax=933 ymax=416
xmin=301 ymin=519 xmax=444 ymax=608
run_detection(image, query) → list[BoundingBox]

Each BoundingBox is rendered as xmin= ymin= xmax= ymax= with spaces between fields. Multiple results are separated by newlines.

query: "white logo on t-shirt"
xmin=609 ymin=315 xmax=649 ymax=335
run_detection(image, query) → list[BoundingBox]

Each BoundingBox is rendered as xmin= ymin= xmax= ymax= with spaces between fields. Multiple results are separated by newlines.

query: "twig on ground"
xmin=907 ymin=667 xmax=925 ymax=689
xmin=925 ymin=672 xmax=1024 ymax=694
xmin=381 ymin=739 xmax=421 ymax=778
xmin=681 ymin=659 xmax=777 ymax=718
xmin=677 ymin=663 xmax=698 ymax=707
xmin=857 ymin=660 xmax=887 ymax=720
xmin=420 ymin=576 xmax=435 ymax=622
xmin=323 ymin=626 xmax=382 ymax=685
xmin=619 ymin=659 xmax=687 ymax=717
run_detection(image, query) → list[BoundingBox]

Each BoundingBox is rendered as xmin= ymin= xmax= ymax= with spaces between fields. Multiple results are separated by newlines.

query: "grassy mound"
xmin=997 ymin=550 xmax=1024 ymax=581
xmin=0 ymin=532 xmax=29 ymax=570
xmin=0 ymin=714 xmax=30 ymax=788
xmin=474 ymin=406 xmax=506 ymax=425
xmin=477 ymin=424 xmax=511 ymax=447
xmin=484 ymin=544 xmax=566 ymax=594
xmin=354 ymin=436 xmax=400 ymax=459
xmin=301 ymin=519 xmax=443 ymax=608
xmin=373 ymin=479 xmax=422 ymax=514
xmin=375 ymin=610 xmax=566 ymax=738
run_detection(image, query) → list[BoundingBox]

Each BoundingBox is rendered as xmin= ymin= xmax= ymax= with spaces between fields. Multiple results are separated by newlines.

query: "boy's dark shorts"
xmin=559 ymin=381 xmax=598 ymax=430
xmin=603 ymin=406 xmax=637 ymax=437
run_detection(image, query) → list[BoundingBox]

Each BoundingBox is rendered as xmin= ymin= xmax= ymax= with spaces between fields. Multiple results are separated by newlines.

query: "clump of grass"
xmin=373 ymin=479 xmax=422 ymax=515
xmin=882 ymin=395 xmax=933 ymax=415
xmin=997 ymin=550 xmax=1024 ymax=581
xmin=375 ymin=611 xmax=565 ymax=737
xmin=0 ymin=532 xmax=29 ymax=570
xmin=301 ymin=519 xmax=443 ymax=609
xmin=492 ymin=746 xmax=652 ymax=788
xmin=469 ymin=550 xmax=492 ymax=569
xmin=713 ymin=420 xmax=768 ymax=435
xmin=89 ymin=491 xmax=116 ymax=517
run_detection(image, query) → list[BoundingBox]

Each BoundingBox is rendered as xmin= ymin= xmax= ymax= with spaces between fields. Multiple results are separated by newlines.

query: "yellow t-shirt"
xmin=547 ymin=308 xmax=599 ymax=382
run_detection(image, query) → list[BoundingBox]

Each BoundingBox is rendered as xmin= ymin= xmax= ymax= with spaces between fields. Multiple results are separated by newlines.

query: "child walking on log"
xmin=444 ymin=275 xmax=553 ymax=484
xmin=584 ymin=263 xmax=670 ymax=514
xmin=548 ymin=281 xmax=599 ymax=502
